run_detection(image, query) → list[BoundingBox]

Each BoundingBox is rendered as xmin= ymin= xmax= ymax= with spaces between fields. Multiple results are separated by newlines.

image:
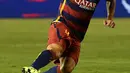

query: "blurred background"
xmin=0 ymin=0 xmax=130 ymax=18
xmin=0 ymin=0 xmax=130 ymax=73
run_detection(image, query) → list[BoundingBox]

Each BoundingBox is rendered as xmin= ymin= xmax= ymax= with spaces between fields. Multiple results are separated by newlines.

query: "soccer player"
xmin=22 ymin=0 xmax=116 ymax=73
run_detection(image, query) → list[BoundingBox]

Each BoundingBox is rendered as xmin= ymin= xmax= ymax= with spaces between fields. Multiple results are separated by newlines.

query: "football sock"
xmin=32 ymin=50 xmax=53 ymax=70
xmin=44 ymin=66 xmax=61 ymax=73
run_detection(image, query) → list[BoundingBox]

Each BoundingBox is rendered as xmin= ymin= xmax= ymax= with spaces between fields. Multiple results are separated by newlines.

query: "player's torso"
xmin=55 ymin=0 xmax=100 ymax=41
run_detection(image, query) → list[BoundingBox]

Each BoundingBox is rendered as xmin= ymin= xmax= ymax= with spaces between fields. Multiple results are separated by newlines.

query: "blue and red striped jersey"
xmin=54 ymin=0 xmax=100 ymax=41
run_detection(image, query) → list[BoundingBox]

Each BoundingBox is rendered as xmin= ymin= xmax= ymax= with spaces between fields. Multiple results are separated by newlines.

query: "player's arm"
xmin=104 ymin=0 xmax=116 ymax=28
xmin=106 ymin=0 xmax=116 ymax=20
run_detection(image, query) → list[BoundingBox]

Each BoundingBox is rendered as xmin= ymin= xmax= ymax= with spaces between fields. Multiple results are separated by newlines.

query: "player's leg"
xmin=60 ymin=44 xmax=80 ymax=73
xmin=42 ymin=57 xmax=75 ymax=73
xmin=22 ymin=22 xmax=69 ymax=73
xmin=60 ymin=57 xmax=76 ymax=73
xmin=22 ymin=43 xmax=64 ymax=73
xmin=43 ymin=42 xmax=80 ymax=73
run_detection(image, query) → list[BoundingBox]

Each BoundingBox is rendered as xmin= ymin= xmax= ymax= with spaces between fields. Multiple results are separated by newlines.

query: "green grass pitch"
xmin=0 ymin=18 xmax=130 ymax=73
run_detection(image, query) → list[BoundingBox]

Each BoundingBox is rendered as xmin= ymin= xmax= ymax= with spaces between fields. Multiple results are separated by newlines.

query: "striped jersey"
xmin=54 ymin=0 xmax=100 ymax=42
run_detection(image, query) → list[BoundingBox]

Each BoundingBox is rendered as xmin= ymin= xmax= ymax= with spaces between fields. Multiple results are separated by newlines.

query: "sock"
xmin=44 ymin=66 xmax=61 ymax=73
xmin=31 ymin=50 xmax=53 ymax=70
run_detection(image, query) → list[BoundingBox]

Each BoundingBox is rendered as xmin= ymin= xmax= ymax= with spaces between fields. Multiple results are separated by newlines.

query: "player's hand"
xmin=104 ymin=20 xmax=115 ymax=28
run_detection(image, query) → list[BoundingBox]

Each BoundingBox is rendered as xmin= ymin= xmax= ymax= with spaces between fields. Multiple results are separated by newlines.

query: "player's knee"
xmin=60 ymin=58 xmax=76 ymax=73
xmin=47 ymin=43 xmax=64 ymax=59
